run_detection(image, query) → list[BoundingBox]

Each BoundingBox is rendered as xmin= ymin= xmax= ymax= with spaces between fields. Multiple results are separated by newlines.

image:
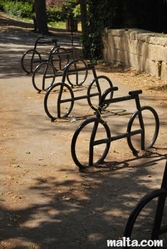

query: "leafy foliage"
xmin=82 ymin=0 xmax=123 ymax=60
xmin=1 ymin=0 xmax=167 ymax=60
xmin=82 ymin=0 xmax=167 ymax=60
xmin=46 ymin=0 xmax=80 ymax=22
xmin=0 ymin=1 xmax=32 ymax=19
xmin=0 ymin=0 xmax=80 ymax=22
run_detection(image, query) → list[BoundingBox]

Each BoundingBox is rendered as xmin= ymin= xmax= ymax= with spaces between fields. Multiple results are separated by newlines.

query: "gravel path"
xmin=0 ymin=12 xmax=167 ymax=249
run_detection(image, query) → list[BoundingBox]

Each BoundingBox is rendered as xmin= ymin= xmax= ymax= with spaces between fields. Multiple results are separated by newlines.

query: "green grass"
xmin=49 ymin=21 xmax=66 ymax=29
xmin=48 ymin=21 xmax=82 ymax=31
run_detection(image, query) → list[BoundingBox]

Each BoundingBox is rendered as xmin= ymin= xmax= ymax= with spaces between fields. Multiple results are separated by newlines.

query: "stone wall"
xmin=101 ymin=28 xmax=167 ymax=82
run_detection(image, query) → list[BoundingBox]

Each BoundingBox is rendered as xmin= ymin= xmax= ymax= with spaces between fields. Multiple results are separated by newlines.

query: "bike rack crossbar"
xmin=35 ymin=36 xmax=58 ymax=45
xmin=60 ymin=92 xmax=100 ymax=104
xmin=93 ymin=128 xmax=143 ymax=146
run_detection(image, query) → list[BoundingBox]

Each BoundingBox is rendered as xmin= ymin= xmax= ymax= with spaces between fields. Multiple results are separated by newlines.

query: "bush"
xmin=1 ymin=1 xmax=32 ymax=19
xmin=0 ymin=0 xmax=80 ymax=23
xmin=47 ymin=2 xmax=80 ymax=23
xmin=47 ymin=6 xmax=68 ymax=22
xmin=18 ymin=2 xmax=32 ymax=19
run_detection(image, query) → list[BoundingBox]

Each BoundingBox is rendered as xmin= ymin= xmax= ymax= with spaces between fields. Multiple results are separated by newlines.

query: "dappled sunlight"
xmin=1 ymin=159 xmax=167 ymax=248
xmin=1 ymin=11 xmax=167 ymax=249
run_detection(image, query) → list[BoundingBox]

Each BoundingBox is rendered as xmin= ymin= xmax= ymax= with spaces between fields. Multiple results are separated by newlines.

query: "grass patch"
xmin=49 ymin=21 xmax=82 ymax=31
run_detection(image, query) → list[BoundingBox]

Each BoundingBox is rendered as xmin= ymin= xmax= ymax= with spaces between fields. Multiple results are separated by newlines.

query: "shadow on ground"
xmin=1 ymin=12 xmax=167 ymax=249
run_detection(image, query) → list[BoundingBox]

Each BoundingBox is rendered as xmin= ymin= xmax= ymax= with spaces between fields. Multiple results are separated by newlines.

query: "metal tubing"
xmin=89 ymin=120 xmax=99 ymax=166
xmin=151 ymin=161 xmax=167 ymax=239
xmin=60 ymin=92 xmax=99 ymax=104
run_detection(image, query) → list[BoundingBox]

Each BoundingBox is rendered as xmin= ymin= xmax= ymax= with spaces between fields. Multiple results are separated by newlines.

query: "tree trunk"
xmin=79 ymin=0 xmax=87 ymax=32
xmin=34 ymin=0 xmax=48 ymax=34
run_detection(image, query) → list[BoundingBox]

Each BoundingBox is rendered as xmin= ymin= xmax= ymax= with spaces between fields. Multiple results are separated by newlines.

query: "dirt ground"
xmin=1 ymin=12 xmax=167 ymax=249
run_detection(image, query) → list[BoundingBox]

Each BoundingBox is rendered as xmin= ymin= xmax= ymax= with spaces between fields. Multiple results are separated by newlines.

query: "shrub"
xmin=2 ymin=1 xmax=32 ymax=19
xmin=47 ymin=6 xmax=68 ymax=22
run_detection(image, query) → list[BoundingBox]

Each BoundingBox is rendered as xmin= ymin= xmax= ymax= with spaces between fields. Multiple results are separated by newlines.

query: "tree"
xmin=79 ymin=0 xmax=87 ymax=32
xmin=81 ymin=0 xmax=122 ymax=60
xmin=34 ymin=0 xmax=48 ymax=34
xmin=81 ymin=0 xmax=167 ymax=60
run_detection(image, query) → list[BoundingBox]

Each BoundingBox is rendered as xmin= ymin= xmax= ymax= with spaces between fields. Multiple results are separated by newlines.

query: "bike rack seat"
xmin=129 ymin=90 xmax=142 ymax=96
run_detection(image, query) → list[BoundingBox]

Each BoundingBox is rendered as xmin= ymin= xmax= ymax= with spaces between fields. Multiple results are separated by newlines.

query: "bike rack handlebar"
xmin=63 ymin=59 xmax=90 ymax=73
xmin=35 ymin=36 xmax=59 ymax=46
xmin=99 ymin=87 xmax=143 ymax=110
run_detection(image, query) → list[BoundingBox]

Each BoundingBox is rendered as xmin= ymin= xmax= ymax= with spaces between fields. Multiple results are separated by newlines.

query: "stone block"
xmin=160 ymin=62 xmax=167 ymax=83
xmin=145 ymin=59 xmax=158 ymax=77
xmin=102 ymin=28 xmax=167 ymax=81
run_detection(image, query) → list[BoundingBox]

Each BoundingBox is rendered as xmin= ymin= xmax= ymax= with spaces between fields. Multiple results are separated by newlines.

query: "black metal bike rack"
xmin=124 ymin=161 xmax=167 ymax=248
xmin=93 ymin=87 xmax=157 ymax=156
xmin=71 ymin=86 xmax=159 ymax=169
xmin=21 ymin=36 xmax=59 ymax=74
xmin=44 ymin=59 xmax=113 ymax=121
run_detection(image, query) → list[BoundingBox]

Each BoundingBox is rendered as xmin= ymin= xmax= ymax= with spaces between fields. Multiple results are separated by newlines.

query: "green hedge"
xmin=0 ymin=1 xmax=32 ymax=19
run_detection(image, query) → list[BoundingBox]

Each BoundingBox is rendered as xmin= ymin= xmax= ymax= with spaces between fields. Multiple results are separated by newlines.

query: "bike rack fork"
xmin=91 ymin=66 xmax=104 ymax=97
xmin=42 ymin=63 xmax=50 ymax=91
xmin=31 ymin=37 xmax=41 ymax=73
xmin=31 ymin=49 xmax=37 ymax=73
xmin=130 ymin=91 xmax=145 ymax=151
xmin=89 ymin=120 xmax=99 ymax=166
xmin=57 ymin=83 xmax=65 ymax=118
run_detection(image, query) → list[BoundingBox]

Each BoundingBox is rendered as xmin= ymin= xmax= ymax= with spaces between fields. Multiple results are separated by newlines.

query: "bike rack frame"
xmin=56 ymin=60 xmax=110 ymax=118
xmin=92 ymin=87 xmax=145 ymax=156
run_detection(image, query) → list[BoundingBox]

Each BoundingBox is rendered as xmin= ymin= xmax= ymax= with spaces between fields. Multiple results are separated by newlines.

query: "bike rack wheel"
xmin=32 ymin=62 xmax=56 ymax=93
xmin=123 ymin=189 xmax=167 ymax=248
xmin=66 ymin=59 xmax=88 ymax=86
xmin=44 ymin=82 xmax=74 ymax=121
xmin=21 ymin=49 xmax=41 ymax=74
xmin=87 ymin=75 xmax=113 ymax=111
xmin=71 ymin=117 xmax=111 ymax=169
xmin=127 ymin=106 xmax=159 ymax=156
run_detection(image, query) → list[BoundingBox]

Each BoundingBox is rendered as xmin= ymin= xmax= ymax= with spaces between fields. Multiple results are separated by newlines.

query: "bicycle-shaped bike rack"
xmin=21 ymin=36 xmax=58 ymax=74
xmin=44 ymin=58 xmax=114 ymax=121
xmin=32 ymin=45 xmax=75 ymax=93
xmin=71 ymin=86 xmax=159 ymax=169
xmin=123 ymin=161 xmax=167 ymax=248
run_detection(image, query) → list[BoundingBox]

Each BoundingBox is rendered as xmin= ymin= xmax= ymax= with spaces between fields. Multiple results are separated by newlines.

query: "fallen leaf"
xmin=15 ymin=214 xmax=22 ymax=219
xmin=62 ymin=175 xmax=68 ymax=178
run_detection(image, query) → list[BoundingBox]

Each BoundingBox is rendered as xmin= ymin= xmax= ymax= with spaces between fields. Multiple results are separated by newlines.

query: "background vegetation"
xmin=0 ymin=0 xmax=32 ymax=19
xmin=1 ymin=0 xmax=167 ymax=60
xmin=0 ymin=0 xmax=80 ymax=22
xmin=83 ymin=0 xmax=167 ymax=60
